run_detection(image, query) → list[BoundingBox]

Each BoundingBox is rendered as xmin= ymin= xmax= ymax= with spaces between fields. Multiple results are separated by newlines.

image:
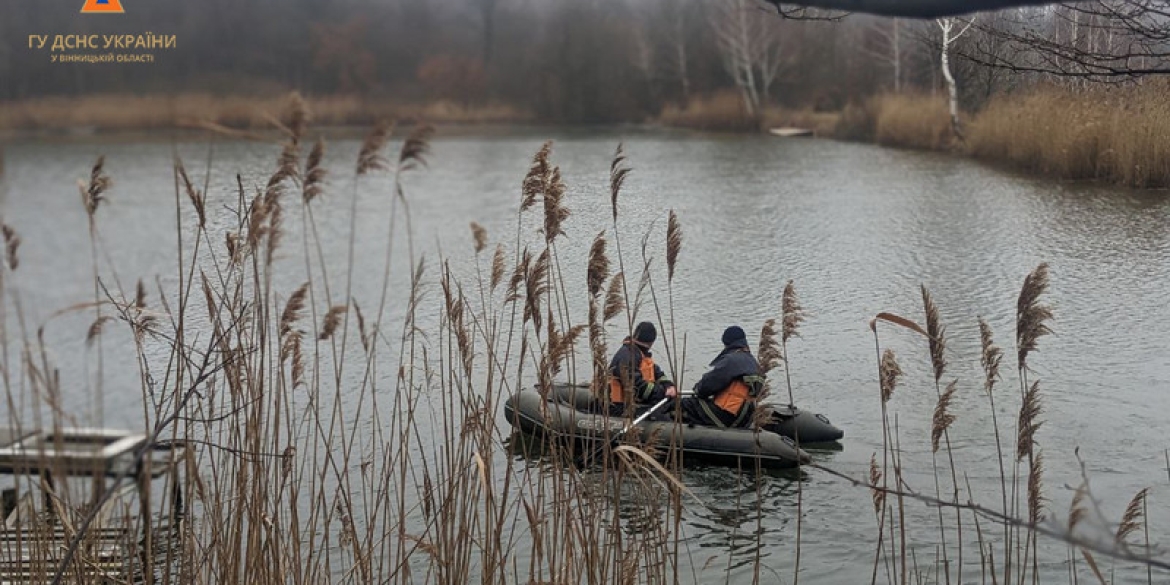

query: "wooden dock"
xmin=0 ymin=427 xmax=186 ymax=584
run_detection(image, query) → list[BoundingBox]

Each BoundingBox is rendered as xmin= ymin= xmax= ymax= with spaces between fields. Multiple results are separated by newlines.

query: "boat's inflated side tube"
xmin=504 ymin=385 xmax=816 ymax=468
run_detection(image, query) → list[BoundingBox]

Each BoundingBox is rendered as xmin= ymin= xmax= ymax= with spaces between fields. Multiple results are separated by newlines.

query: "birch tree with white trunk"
xmin=711 ymin=0 xmax=786 ymax=116
xmin=936 ymin=16 xmax=974 ymax=139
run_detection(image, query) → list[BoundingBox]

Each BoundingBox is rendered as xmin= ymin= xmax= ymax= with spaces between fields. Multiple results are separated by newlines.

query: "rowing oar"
xmin=575 ymin=397 xmax=672 ymax=467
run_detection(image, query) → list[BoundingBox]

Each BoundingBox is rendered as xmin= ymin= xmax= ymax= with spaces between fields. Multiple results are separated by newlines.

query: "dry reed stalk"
xmin=1016 ymin=263 xmax=1052 ymax=371
xmin=1027 ymin=450 xmax=1045 ymax=526
xmin=398 ymin=123 xmax=434 ymax=173
xmin=979 ymin=318 xmax=1003 ymax=395
xmin=1115 ymin=488 xmax=1149 ymax=545
xmin=521 ymin=142 xmax=552 ymax=213
xmin=177 ymin=160 xmax=207 ymax=228
xmin=757 ymin=319 xmax=782 ymax=375
xmin=490 ymin=244 xmax=506 ymax=292
xmin=666 ymin=211 xmax=681 ymax=282
xmin=603 ymin=273 xmax=625 ymax=322
xmin=922 ymin=287 xmax=947 ymax=382
xmin=870 ymin=453 xmax=885 ymax=513
xmin=781 ymin=280 xmax=804 ymax=343
xmin=470 ymin=222 xmax=488 ymax=254
xmin=280 ymin=283 xmax=309 ymax=338
xmin=356 ymin=120 xmax=395 ymax=175
xmin=1016 ymin=380 xmax=1043 ymax=460
xmin=303 ymin=137 xmax=327 ymax=203
xmin=879 ymin=349 xmax=902 ymax=404
xmin=319 ymin=305 xmax=348 ymax=341
xmin=79 ymin=155 xmax=112 ymax=216
xmin=587 ymin=232 xmax=609 ymax=297
xmin=2 ymin=223 xmax=21 ymax=270
xmin=1068 ymin=483 xmax=1088 ymax=533
xmin=609 ymin=144 xmax=630 ymax=223
xmin=931 ymin=381 xmax=957 ymax=454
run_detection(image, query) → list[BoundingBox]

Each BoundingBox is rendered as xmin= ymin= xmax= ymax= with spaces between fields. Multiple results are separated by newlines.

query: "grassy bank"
xmin=0 ymin=93 xmax=533 ymax=133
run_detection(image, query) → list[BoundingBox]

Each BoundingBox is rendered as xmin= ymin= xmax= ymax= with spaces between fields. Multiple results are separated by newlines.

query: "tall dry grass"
xmin=0 ymin=94 xmax=532 ymax=133
xmin=872 ymin=93 xmax=954 ymax=151
xmin=967 ymin=84 xmax=1170 ymax=188
xmin=656 ymin=91 xmax=760 ymax=132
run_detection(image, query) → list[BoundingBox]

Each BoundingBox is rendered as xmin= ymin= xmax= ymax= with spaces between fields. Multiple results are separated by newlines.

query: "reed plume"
xmin=978 ymin=318 xmax=1002 ymax=396
xmin=524 ymin=249 xmax=550 ymax=329
xmin=521 ymin=141 xmax=552 ymax=212
xmin=319 ymin=305 xmax=348 ymax=341
xmin=603 ymin=273 xmax=626 ymax=322
xmin=303 ymin=137 xmax=327 ymax=203
xmin=281 ymin=332 xmax=305 ymax=389
xmin=2 ymin=223 xmax=20 ymax=270
xmin=1116 ymin=488 xmax=1149 ymax=545
xmin=1068 ymin=482 xmax=1088 ymax=532
xmin=1027 ymin=450 xmax=1045 ymax=525
xmin=263 ymin=179 xmax=285 ymax=267
xmin=280 ymin=283 xmax=309 ymax=338
xmin=757 ymin=319 xmax=782 ymax=376
xmin=352 ymin=299 xmax=370 ymax=353
xmin=587 ymin=232 xmax=609 ymax=297
xmin=246 ymin=192 xmax=268 ymax=252
xmin=870 ymin=453 xmax=885 ymax=513
xmin=1016 ymin=380 xmax=1043 ymax=459
xmin=542 ymin=167 xmax=569 ymax=243
xmin=489 ymin=244 xmax=506 ymax=292
xmin=177 ymin=160 xmax=207 ymax=228
xmin=931 ymin=380 xmax=957 ymax=453
xmin=505 ymin=249 xmax=529 ymax=305
xmin=398 ymin=123 xmax=434 ymax=173
xmin=79 ymin=155 xmax=112 ymax=216
xmin=285 ymin=91 xmax=309 ymax=143
xmin=86 ymin=315 xmax=115 ymax=346
xmin=356 ymin=120 xmax=395 ymax=175
xmin=666 ymin=210 xmax=682 ymax=282
xmin=609 ymin=143 xmax=630 ymax=222
xmin=781 ymin=280 xmax=804 ymax=342
xmin=879 ymin=348 xmax=902 ymax=403
xmin=921 ymin=286 xmax=947 ymax=382
xmin=470 ymin=222 xmax=488 ymax=254
xmin=1016 ymin=263 xmax=1052 ymax=371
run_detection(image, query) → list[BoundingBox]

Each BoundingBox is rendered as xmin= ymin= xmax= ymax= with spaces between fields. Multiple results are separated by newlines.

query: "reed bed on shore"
xmin=0 ymin=93 xmax=531 ymax=133
xmin=0 ymin=93 xmax=1165 ymax=585
xmin=967 ymin=83 xmax=1170 ymax=188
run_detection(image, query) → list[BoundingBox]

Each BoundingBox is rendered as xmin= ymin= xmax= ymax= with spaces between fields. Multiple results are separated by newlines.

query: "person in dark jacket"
xmin=607 ymin=321 xmax=676 ymax=416
xmin=680 ymin=326 xmax=764 ymax=428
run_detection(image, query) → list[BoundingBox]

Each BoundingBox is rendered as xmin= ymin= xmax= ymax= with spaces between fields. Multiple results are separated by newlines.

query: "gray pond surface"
xmin=2 ymin=128 xmax=1169 ymax=583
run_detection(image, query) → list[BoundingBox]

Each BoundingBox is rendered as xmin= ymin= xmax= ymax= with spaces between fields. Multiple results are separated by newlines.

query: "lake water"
xmin=2 ymin=128 xmax=1168 ymax=583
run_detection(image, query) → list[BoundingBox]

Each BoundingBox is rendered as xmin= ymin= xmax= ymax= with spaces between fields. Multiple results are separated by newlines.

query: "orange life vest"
xmin=609 ymin=353 xmax=656 ymax=404
xmin=713 ymin=379 xmax=753 ymax=415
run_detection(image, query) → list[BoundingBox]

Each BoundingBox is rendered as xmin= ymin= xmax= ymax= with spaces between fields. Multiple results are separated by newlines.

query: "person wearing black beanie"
xmin=679 ymin=325 xmax=763 ymax=428
xmin=606 ymin=321 xmax=676 ymax=416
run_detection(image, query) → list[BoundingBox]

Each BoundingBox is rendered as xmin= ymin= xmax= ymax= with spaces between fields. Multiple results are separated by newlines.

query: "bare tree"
xmin=712 ymin=0 xmax=787 ymax=114
xmin=937 ymin=16 xmax=975 ymax=138
xmin=960 ymin=1 xmax=1170 ymax=79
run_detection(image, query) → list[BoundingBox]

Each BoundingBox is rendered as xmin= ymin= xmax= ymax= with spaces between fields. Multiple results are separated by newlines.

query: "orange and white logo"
xmin=81 ymin=0 xmax=124 ymax=13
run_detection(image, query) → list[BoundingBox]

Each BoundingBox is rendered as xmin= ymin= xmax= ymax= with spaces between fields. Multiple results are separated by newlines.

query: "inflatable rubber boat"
xmin=503 ymin=384 xmax=844 ymax=469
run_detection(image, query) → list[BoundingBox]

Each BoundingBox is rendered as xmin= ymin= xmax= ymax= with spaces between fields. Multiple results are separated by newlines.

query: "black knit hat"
xmin=721 ymin=325 xmax=746 ymax=346
xmin=633 ymin=321 xmax=657 ymax=346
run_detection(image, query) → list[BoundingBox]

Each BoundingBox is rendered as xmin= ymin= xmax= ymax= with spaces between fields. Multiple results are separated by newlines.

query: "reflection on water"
xmin=3 ymin=131 xmax=1169 ymax=583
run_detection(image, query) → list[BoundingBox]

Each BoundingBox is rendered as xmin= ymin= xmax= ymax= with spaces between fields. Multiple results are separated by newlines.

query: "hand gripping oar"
xmin=576 ymin=397 xmax=672 ymax=467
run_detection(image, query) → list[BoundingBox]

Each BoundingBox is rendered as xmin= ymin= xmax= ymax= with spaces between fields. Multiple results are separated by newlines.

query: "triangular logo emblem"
xmin=81 ymin=0 xmax=125 ymax=13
